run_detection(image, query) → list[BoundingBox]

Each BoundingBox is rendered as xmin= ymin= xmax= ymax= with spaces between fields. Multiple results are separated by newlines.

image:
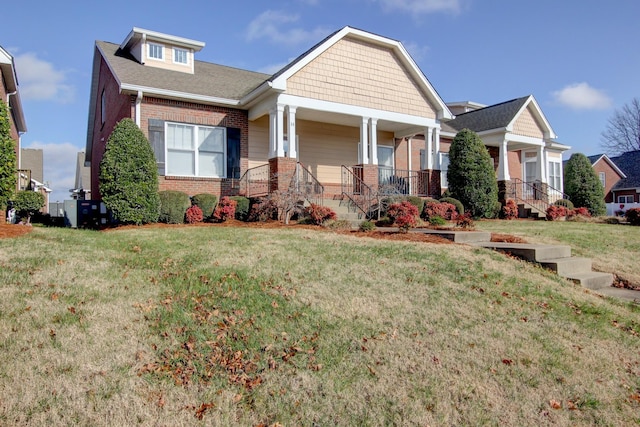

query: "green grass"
xmin=0 ymin=224 xmax=639 ymax=425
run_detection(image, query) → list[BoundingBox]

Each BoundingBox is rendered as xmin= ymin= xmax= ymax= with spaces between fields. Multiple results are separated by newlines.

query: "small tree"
xmin=99 ymin=119 xmax=160 ymax=225
xmin=13 ymin=190 xmax=44 ymax=223
xmin=563 ymin=153 xmax=606 ymax=216
xmin=447 ymin=129 xmax=499 ymax=218
xmin=0 ymin=100 xmax=17 ymax=211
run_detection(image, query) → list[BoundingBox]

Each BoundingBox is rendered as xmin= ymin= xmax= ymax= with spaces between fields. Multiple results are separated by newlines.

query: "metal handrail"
xmin=292 ymin=162 xmax=324 ymax=205
xmin=509 ymin=178 xmax=570 ymax=215
xmin=341 ymin=165 xmax=377 ymax=218
xmin=238 ymin=164 xmax=270 ymax=198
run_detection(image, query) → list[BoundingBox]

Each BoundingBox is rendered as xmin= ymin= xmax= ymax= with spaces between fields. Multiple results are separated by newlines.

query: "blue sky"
xmin=3 ymin=0 xmax=639 ymax=202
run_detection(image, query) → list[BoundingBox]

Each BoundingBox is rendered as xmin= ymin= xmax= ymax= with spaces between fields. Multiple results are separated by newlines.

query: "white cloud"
xmin=258 ymin=60 xmax=293 ymax=75
xmin=14 ymin=53 xmax=75 ymax=103
xmin=552 ymin=82 xmax=612 ymax=110
xmin=402 ymin=41 xmax=430 ymax=62
xmin=23 ymin=141 xmax=81 ymax=202
xmin=376 ymin=0 xmax=461 ymax=14
xmin=246 ymin=11 xmax=330 ymax=46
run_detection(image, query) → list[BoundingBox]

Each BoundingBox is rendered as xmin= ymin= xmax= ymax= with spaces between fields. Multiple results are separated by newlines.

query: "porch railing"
xmin=341 ymin=165 xmax=378 ymax=218
xmin=378 ymin=168 xmax=429 ymax=196
xmin=238 ymin=164 xmax=271 ymax=198
xmin=291 ymin=162 xmax=324 ymax=206
xmin=508 ymin=178 xmax=570 ymax=215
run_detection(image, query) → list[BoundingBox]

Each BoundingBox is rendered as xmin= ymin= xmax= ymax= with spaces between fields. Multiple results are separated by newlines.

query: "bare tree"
xmin=600 ymin=97 xmax=640 ymax=155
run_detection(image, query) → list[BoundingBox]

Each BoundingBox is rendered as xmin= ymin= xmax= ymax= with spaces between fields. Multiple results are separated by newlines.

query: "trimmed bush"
xmin=229 ymin=196 xmax=250 ymax=221
xmin=405 ymin=196 xmax=425 ymax=214
xmin=159 ymin=190 xmax=191 ymax=224
xmin=502 ymin=199 xmax=518 ymax=220
xmin=185 ymin=205 xmax=204 ymax=224
xmin=304 ymin=203 xmax=337 ymax=225
xmin=387 ymin=201 xmax=419 ymax=232
xmin=439 ymin=197 xmax=464 ymax=216
xmin=99 ymin=118 xmax=160 ymax=225
xmin=422 ymin=201 xmax=458 ymax=221
xmin=447 ymin=129 xmax=499 ymax=218
xmin=564 ymin=153 xmax=606 ymax=216
xmin=13 ymin=190 xmax=45 ymax=223
xmin=213 ymin=196 xmax=237 ymax=222
xmin=359 ymin=220 xmax=376 ymax=232
xmin=554 ymin=198 xmax=574 ymax=210
xmin=429 ymin=216 xmax=447 ymax=226
xmin=625 ymin=208 xmax=640 ymax=226
xmin=546 ymin=205 xmax=568 ymax=221
xmin=191 ymin=193 xmax=217 ymax=221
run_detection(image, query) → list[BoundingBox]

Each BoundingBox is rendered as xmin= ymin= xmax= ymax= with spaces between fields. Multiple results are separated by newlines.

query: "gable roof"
xmin=610 ymin=150 xmax=640 ymax=190
xmin=586 ymin=153 xmax=626 ymax=178
xmin=445 ymin=95 xmax=557 ymax=140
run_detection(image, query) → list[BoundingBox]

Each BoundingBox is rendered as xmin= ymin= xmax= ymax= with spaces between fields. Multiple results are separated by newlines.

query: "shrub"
xmin=325 ymin=219 xmax=352 ymax=230
xmin=159 ymin=190 xmax=191 ymax=224
xmin=564 ymin=153 xmax=606 ymax=216
xmin=439 ymin=197 xmax=464 ymax=216
xmin=304 ymin=203 xmax=337 ymax=225
xmin=229 ymin=196 xmax=250 ymax=221
xmin=99 ymin=118 xmax=160 ymax=225
xmin=387 ymin=201 xmax=419 ymax=232
xmin=447 ymin=129 xmax=499 ymax=218
xmin=554 ymin=198 xmax=574 ymax=210
xmin=456 ymin=213 xmax=475 ymax=229
xmin=422 ymin=201 xmax=458 ymax=221
xmin=359 ymin=220 xmax=376 ymax=232
xmin=405 ymin=196 xmax=425 ymax=214
xmin=213 ymin=196 xmax=237 ymax=222
xmin=502 ymin=199 xmax=519 ymax=220
xmin=185 ymin=205 xmax=204 ymax=224
xmin=546 ymin=205 xmax=568 ymax=221
xmin=191 ymin=193 xmax=217 ymax=221
xmin=573 ymin=207 xmax=591 ymax=217
xmin=248 ymin=197 xmax=278 ymax=222
xmin=625 ymin=208 xmax=640 ymax=226
xmin=429 ymin=216 xmax=447 ymax=226
xmin=13 ymin=190 xmax=45 ymax=223
xmin=0 ymin=100 xmax=17 ymax=211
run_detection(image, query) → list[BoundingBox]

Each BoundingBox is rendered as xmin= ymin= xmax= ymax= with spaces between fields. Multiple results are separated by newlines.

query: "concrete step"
xmin=472 ymin=242 xmax=572 ymax=262
xmin=409 ymin=229 xmax=492 ymax=243
xmin=595 ymin=286 xmax=640 ymax=301
xmin=565 ymin=272 xmax=614 ymax=290
xmin=541 ymin=257 xmax=592 ymax=276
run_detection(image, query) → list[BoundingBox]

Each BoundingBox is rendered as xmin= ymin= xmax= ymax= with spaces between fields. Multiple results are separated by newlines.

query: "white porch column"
xmin=434 ymin=127 xmax=441 ymax=169
xmin=360 ymin=117 xmax=369 ymax=164
xmin=497 ymin=139 xmax=510 ymax=181
xmin=268 ymin=108 xmax=277 ymax=158
xmin=537 ymin=145 xmax=547 ymax=183
xmin=370 ymin=118 xmax=378 ymax=165
xmin=287 ymin=106 xmax=297 ymax=159
xmin=425 ymin=127 xmax=433 ymax=170
xmin=275 ymin=104 xmax=285 ymax=158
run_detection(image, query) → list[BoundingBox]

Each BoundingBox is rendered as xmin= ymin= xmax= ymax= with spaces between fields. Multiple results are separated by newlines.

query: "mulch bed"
xmin=0 ymin=224 xmax=34 ymax=239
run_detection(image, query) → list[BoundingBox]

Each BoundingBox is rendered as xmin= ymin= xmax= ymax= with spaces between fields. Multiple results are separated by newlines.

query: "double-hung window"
xmin=148 ymin=43 xmax=164 ymax=60
xmin=548 ymin=160 xmax=562 ymax=190
xmin=618 ymin=195 xmax=634 ymax=204
xmin=174 ymin=48 xmax=188 ymax=64
xmin=166 ymin=123 xmax=226 ymax=177
xmin=439 ymin=153 xmax=450 ymax=188
xmin=599 ymin=172 xmax=606 ymax=188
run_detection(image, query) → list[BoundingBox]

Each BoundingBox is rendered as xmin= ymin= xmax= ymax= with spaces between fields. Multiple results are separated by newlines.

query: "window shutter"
xmin=148 ymin=119 xmax=165 ymax=176
xmin=227 ymin=127 xmax=241 ymax=179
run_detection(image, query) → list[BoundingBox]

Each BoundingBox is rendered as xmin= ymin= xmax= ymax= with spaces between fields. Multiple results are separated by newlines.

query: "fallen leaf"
xmin=502 ymin=359 xmax=513 ymax=366
xmin=550 ymin=399 xmax=562 ymax=409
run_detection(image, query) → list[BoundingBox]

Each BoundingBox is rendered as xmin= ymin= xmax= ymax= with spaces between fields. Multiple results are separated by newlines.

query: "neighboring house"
xmin=85 ymin=27 xmax=568 ymax=215
xmin=608 ymin=150 xmax=640 ymax=205
xmin=0 ymin=44 xmax=27 ymax=197
xmin=19 ymin=148 xmax=50 ymax=213
xmin=70 ymin=151 xmax=91 ymax=200
xmin=586 ymin=154 xmax=626 ymax=203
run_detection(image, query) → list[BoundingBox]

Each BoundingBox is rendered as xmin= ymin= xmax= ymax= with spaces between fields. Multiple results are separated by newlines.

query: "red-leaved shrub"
xmin=304 ymin=203 xmax=337 ymax=225
xmin=502 ymin=199 xmax=518 ymax=220
xmin=388 ymin=201 xmax=419 ymax=232
xmin=185 ymin=205 xmax=203 ymax=224
xmin=546 ymin=205 xmax=568 ymax=221
xmin=456 ymin=212 xmax=474 ymax=229
xmin=422 ymin=201 xmax=458 ymax=221
xmin=573 ymin=207 xmax=591 ymax=218
xmin=625 ymin=208 xmax=640 ymax=226
xmin=212 ymin=196 xmax=237 ymax=222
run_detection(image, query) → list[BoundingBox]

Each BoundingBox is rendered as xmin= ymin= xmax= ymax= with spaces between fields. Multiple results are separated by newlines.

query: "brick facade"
xmin=592 ymin=158 xmax=623 ymax=203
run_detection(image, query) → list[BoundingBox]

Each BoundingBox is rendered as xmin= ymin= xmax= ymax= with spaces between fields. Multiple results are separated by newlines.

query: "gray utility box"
xmin=64 ymin=200 xmax=108 ymax=229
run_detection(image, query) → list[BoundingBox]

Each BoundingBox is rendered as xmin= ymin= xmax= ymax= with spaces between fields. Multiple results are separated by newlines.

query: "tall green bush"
xmin=563 ymin=153 xmax=606 ymax=216
xmin=159 ymin=190 xmax=191 ymax=224
xmin=191 ymin=193 xmax=218 ymax=221
xmin=99 ymin=118 xmax=160 ymax=224
xmin=447 ymin=129 xmax=499 ymax=218
xmin=0 ymin=100 xmax=17 ymax=210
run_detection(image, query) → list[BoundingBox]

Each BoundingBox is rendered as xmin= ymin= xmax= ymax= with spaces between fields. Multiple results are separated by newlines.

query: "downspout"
xmin=135 ymin=90 xmax=143 ymax=127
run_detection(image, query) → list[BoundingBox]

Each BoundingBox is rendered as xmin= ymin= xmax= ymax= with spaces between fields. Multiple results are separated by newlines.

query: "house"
xmin=19 ymin=148 xmax=51 ymax=213
xmin=70 ymin=151 xmax=91 ymax=200
xmin=0 ymin=44 xmax=27 ymax=211
xmin=608 ymin=151 xmax=640 ymax=205
xmin=586 ymin=154 xmax=626 ymax=203
xmin=85 ymin=27 xmax=568 ymax=216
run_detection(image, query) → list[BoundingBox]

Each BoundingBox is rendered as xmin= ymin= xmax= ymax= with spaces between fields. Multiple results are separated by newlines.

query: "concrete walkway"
xmin=378 ymin=227 xmax=639 ymax=303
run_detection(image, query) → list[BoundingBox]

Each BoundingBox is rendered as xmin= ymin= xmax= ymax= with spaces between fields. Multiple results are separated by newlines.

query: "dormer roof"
xmin=120 ymin=27 xmax=205 ymax=53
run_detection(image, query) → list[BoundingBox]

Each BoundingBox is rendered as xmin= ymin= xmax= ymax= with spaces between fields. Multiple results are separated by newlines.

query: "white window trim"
xmin=599 ymin=172 xmax=606 ymax=188
xmin=100 ymin=89 xmax=106 ymax=125
xmin=165 ymin=122 xmax=227 ymax=178
xmin=173 ymin=47 xmax=189 ymax=65
xmin=618 ymin=195 xmax=634 ymax=204
xmin=547 ymin=159 xmax=563 ymax=192
xmin=147 ymin=42 xmax=164 ymax=61
xmin=439 ymin=152 xmax=450 ymax=188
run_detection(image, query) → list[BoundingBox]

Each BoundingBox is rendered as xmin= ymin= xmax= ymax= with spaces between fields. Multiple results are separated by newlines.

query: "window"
xmin=100 ymin=89 xmax=106 ymax=125
xmin=548 ymin=160 xmax=562 ymax=190
xmin=166 ymin=123 xmax=226 ymax=177
xmin=618 ymin=195 xmax=634 ymax=204
xmin=148 ymin=43 xmax=164 ymax=60
xmin=439 ymin=153 xmax=450 ymax=188
xmin=174 ymin=48 xmax=188 ymax=64
xmin=599 ymin=172 xmax=606 ymax=188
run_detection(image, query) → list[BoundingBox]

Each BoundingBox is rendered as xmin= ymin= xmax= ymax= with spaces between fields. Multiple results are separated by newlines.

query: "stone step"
xmin=540 ymin=257 xmax=592 ymax=277
xmin=409 ymin=229 xmax=492 ymax=243
xmin=565 ymin=272 xmax=614 ymax=290
xmin=471 ymin=242 xmax=572 ymax=262
xmin=595 ymin=286 xmax=640 ymax=301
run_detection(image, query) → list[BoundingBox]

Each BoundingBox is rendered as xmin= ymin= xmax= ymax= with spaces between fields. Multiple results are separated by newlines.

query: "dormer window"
xmin=148 ymin=42 xmax=164 ymax=60
xmin=174 ymin=48 xmax=188 ymax=64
